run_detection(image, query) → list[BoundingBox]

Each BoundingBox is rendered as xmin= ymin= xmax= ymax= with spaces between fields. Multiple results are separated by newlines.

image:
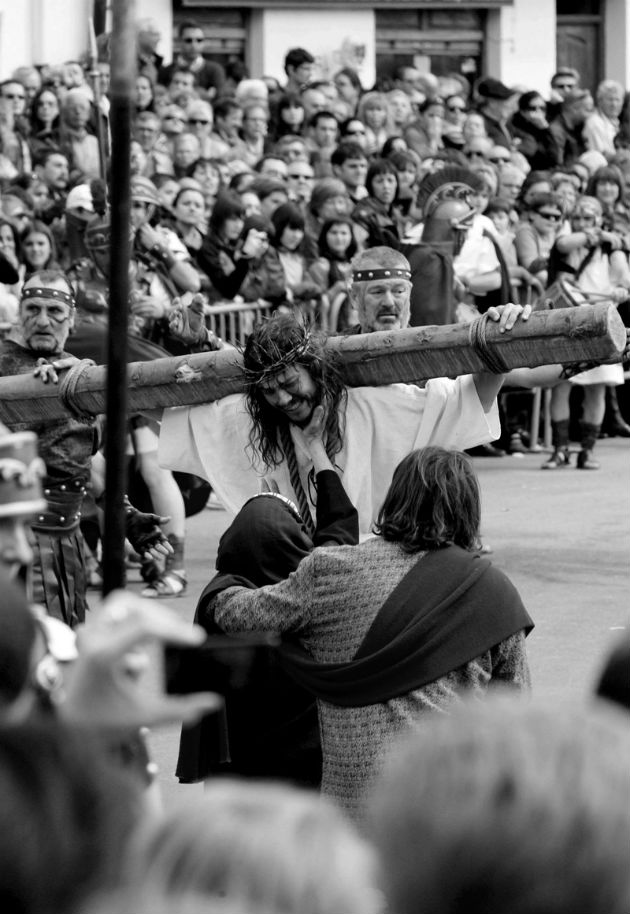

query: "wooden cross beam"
xmin=0 ymin=303 xmax=625 ymax=427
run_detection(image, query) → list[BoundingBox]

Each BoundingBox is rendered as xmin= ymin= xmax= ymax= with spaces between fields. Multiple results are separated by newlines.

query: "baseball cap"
xmin=476 ymin=77 xmax=516 ymax=100
xmin=65 ymin=184 xmax=94 ymax=212
xmin=130 ymin=176 xmax=161 ymax=206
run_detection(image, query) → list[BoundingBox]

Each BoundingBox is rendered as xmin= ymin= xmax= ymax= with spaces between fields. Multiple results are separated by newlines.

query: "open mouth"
xmin=284 ymin=401 xmax=305 ymax=414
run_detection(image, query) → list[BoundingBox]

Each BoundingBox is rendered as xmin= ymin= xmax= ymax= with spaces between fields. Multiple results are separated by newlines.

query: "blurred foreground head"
xmin=126 ymin=779 xmax=381 ymax=914
xmin=367 ymin=695 xmax=630 ymax=914
xmin=0 ymin=720 xmax=142 ymax=914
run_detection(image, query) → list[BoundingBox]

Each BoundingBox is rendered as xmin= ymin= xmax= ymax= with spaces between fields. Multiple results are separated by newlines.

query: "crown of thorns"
xmin=242 ymin=324 xmax=320 ymax=387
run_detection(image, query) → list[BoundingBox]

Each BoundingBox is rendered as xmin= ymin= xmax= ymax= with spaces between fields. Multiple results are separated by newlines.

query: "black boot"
xmin=604 ymin=387 xmax=630 ymax=437
xmin=577 ymin=422 xmax=601 ymax=470
xmin=541 ymin=419 xmax=571 ymax=469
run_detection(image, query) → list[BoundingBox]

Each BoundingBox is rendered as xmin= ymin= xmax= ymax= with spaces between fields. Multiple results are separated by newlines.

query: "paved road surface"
xmin=133 ymin=438 xmax=629 ymax=805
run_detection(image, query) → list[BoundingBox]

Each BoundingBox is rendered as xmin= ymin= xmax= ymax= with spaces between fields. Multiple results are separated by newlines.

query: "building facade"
xmin=0 ymin=0 xmax=628 ymax=96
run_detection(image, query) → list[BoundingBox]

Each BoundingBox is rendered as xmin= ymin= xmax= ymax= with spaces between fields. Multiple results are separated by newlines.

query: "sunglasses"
xmin=188 ymin=119 xmax=210 ymax=126
xmin=537 ymin=211 xmax=561 ymax=221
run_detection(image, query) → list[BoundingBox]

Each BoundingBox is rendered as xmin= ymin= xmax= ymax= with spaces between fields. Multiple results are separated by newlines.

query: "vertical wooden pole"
xmin=87 ymin=17 xmax=108 ymax=183
xmin=102 ymin=0 xmax=134 ymax=596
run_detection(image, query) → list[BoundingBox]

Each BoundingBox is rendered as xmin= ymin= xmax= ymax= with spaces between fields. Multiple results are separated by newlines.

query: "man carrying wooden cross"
xmin=159 ymin=246 xmax=530 ymax=535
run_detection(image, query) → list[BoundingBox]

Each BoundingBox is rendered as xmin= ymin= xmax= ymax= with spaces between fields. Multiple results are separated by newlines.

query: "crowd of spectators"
xmin=0 ymin=29 xmax=629 ymax=459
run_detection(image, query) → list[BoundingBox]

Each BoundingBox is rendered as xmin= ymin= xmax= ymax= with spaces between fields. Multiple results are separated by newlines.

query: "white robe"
xmin=158 ymin=376 xmax=499 ymax=536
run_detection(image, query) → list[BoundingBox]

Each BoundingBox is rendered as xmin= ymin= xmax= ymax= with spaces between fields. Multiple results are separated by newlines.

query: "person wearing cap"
xmin=475 ymin=77 xmax=517 ymax=150
xmin=129 ymin=174 xmax=201 ymax=305
xmin=162 ymin=246 xmax=529 ymax=535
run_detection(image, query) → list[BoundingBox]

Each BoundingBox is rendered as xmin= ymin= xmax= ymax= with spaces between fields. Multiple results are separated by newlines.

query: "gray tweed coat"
xmin=214 ymin=537 xmax=531 ymax=823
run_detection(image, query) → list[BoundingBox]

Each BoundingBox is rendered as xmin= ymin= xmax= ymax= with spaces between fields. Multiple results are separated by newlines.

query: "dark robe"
xmin=176 ymin=470 xmax=358 ymax=785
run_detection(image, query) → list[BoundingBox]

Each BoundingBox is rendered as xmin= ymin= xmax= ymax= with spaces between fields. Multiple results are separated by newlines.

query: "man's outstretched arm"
xmin=472 ymin=302 xmax=532 ymax=412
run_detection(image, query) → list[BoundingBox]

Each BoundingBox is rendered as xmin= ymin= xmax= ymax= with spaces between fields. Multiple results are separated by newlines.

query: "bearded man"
xmin=159 ymin=246 xmax=529 ymax=535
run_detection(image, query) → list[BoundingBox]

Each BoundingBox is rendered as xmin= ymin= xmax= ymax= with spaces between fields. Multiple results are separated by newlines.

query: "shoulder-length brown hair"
xmin=374 ymin=447 xmax=481 ymax=552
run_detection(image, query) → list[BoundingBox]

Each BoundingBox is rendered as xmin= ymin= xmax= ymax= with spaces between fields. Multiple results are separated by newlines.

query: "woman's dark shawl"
xmin=279 ymin=544 xmax=534 ymax=707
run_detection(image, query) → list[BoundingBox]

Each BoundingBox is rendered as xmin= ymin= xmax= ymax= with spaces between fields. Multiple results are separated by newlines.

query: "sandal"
xmin=141 ymin=570 xmax=187 ymax=598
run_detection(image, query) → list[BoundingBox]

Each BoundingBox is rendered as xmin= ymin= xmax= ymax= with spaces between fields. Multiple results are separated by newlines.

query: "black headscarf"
xmin=176 ymin=471 xmax=358 ymax=785
xmin=196 ymin=472 xmax=358 ymax=626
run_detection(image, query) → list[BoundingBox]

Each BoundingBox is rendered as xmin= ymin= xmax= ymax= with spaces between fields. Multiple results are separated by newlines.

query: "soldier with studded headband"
xmin=161 ymin=246 xmax=529 ymax=535
xmin=0 ymin=270 xmax=173 ymax=626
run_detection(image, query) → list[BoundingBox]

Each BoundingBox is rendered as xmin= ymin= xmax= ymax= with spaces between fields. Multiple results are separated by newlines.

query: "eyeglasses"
xmin=536 ymin=211 xmax=561 ymax=221
xmin=188 ymin=119 xmax=211 ymax=126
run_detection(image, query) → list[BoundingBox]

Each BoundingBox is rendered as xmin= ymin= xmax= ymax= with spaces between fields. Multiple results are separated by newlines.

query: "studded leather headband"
xmin=352 ymin=268 xmax=412 ymax=282
xmin=21 ymin=286 xmax=75 ymax=307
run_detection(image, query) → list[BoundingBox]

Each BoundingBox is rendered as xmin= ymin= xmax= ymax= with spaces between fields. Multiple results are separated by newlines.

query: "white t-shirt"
xmin=158 ymin=376 xmax=499 ymax=536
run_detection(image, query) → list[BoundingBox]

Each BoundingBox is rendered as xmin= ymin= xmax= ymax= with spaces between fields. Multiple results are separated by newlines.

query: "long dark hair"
xmin=317 ymin=217 xmax=357 ymax=285
xmin=243 ymin=314 xmax=347 ymax=469
xmin=374 ymin=447 xmax=481 ymax=552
